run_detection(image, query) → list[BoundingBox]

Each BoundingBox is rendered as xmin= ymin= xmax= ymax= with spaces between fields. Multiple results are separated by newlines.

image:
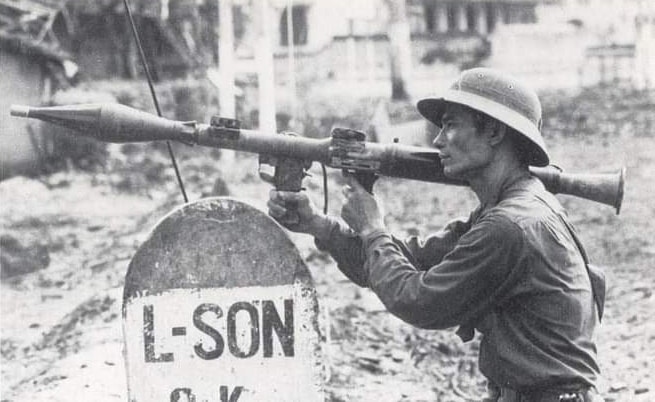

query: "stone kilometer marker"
xmin=122 ymin=198 xmax=324 ymax=401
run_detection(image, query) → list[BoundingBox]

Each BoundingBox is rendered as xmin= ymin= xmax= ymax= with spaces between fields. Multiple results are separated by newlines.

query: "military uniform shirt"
xmin=315 ymin=176 xmax=601 ymax=392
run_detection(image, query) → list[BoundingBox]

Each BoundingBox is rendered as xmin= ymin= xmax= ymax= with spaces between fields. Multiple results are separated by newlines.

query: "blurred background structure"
xmin=1 ymin=2 xmax=654 ymax=401
xmin=1 ymin=0 xmax=654 ymax=178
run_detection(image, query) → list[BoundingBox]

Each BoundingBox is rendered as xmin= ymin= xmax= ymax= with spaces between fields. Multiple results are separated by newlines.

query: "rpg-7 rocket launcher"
xmin=10 ymin=103 xmax=625 ymax=214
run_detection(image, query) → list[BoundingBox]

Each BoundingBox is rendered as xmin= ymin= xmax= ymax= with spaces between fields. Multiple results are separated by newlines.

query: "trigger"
xmin=356 ymin=172 xmax=378 ymax=194
xmin=345 ymin=170 xmax=378 ymax=194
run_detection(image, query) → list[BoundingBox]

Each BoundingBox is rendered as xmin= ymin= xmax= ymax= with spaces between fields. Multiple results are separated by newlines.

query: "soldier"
xmin=268 ymin=68 xmax=605 ymax=401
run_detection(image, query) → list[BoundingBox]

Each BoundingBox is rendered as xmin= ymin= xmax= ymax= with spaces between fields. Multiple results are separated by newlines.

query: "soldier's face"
xmin=432 ymin=105 xmax=494 ymax=180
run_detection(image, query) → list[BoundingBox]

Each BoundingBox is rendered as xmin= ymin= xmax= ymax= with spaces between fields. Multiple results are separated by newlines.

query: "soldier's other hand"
xmin=267 ymin=190 xmax=328 ymax=237
xmin=341 ymin=175 xmax=386 ymax=237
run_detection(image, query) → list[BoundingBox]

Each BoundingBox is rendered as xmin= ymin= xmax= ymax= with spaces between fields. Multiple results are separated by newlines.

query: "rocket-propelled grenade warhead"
xmin=9 ymin=103 xmax=197 ymax=144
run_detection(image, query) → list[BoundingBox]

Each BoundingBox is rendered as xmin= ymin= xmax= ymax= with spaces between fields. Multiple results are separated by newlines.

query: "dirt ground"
xmin=1 ymin=89 xmax=654 ymax=401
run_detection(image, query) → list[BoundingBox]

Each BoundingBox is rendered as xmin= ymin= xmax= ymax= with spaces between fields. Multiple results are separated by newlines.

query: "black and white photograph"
xmin=1 ymin=0 xmax=653 ymax=400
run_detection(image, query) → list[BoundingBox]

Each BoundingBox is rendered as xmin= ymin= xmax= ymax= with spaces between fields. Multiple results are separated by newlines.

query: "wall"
xmin=486 ymin=22 xmax=593 ymax=90
xmin=634 ymin=13 xmax=655 ymax=90
xmin=0 ymin=50 xmax=48 ymax=180
xmin=488 ymin=1 xmax=654 ymax=90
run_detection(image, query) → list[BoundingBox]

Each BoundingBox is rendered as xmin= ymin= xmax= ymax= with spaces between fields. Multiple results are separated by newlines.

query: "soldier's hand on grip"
xmin=341 ymin=175 xmax=386 ymax=237
xmin=268 ymin=190 xmax=328 ymax=237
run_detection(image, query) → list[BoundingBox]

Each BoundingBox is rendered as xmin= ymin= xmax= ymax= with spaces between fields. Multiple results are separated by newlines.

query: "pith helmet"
xmin=417 ymin=68 xmax=550 ymax=167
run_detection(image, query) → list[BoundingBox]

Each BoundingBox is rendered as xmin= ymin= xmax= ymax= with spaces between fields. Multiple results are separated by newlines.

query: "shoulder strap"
xmin=532 ymin=193 xmax=606 ymax=321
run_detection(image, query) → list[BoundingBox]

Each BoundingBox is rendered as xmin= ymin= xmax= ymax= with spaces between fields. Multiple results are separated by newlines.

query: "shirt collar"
xmin=474 ymin=173 xmax=540 ymax=220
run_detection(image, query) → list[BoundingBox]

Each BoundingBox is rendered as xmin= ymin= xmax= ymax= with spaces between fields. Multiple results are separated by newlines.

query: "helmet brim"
xmin=417 ymin=90 xmax=550 ymax=167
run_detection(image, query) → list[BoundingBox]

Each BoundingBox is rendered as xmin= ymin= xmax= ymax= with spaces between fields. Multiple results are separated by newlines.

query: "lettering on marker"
xmin=262 ymin=299 xmax=294 ymax=357
xmin=144 ymin=299 xmax=295 ymax=362
xmin=170 ymin=387 xmax=195 ymax=402
xmin=220 ymin=385 xmax=243 ymax=402
xmin=143 ymin=304 xmax=174 ymax=362
xmin=227 ymin=302 xmax=260 ymax=358
xmin=193 ymin=303 xmax=225 ymax=360
xmin=169 ymin=386 xmax=243 ymax=402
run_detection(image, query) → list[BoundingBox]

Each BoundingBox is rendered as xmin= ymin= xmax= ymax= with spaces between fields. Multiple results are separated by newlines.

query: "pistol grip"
xmin=259 ymin=130 xmax=309 ymax=227
xmin=274 ymin=158 xmax=305 ymax=192
xmin=274 ymin=158 xmax=308 ymax=225
xmin=344 ymin=170 xmax=378 ymax=194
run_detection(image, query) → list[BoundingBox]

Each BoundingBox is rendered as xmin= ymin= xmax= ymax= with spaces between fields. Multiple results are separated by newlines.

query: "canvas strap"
xmin=532 ymin=193 xmax=606 ymax=321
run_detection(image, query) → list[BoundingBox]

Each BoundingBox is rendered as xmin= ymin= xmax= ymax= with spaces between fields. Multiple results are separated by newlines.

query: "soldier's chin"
xmin=443 ymin=166 xmax=463 ymax=179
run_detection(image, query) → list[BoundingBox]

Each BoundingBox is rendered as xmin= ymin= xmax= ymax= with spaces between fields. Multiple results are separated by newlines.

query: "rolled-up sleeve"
xmin=363 ymin=214 xmax=528 ymax=330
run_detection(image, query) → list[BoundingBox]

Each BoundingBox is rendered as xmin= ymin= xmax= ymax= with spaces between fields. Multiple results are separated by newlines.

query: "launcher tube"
xmin=10 ymin=103 xmax=625 ymax=212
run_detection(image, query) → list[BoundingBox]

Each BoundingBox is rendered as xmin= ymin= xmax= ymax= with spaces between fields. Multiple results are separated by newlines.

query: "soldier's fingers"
xmin=267 ymin=199 xmax=287 ymax=218
xmin=343 ymin=174 xmax=366 ymax=193
xmin=340 ymin=205 xmax=354 ymax=228
xmin=275 ymin=190 xmax=306 ymax=203
xmin=342 ymin=184 xmax=354 ymax=198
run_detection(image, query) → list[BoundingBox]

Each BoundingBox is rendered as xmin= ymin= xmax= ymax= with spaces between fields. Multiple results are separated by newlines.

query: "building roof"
xmin=65 ymin=0 xmax=162 ymax=18
xmin=0 ymin=0 xmax=66 ymax=14
xmin=0 ymin=31 xmax=71 ymax=62
xmin=408 ymin=0 xmax=544 ymax=4
xmin=0 ymin=0 xmax=72 ymax=62
xmin=0 ymin=0 xmax=201 ymax=73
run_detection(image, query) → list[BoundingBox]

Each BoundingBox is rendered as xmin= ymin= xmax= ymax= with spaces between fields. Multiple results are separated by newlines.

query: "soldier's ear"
xmin=487 ymin=121 xmax=507 ymax=146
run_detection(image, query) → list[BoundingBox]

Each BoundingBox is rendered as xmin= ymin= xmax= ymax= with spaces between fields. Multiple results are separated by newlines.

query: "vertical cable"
xmin=123 ymin=0 xmax=189 ymax=203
